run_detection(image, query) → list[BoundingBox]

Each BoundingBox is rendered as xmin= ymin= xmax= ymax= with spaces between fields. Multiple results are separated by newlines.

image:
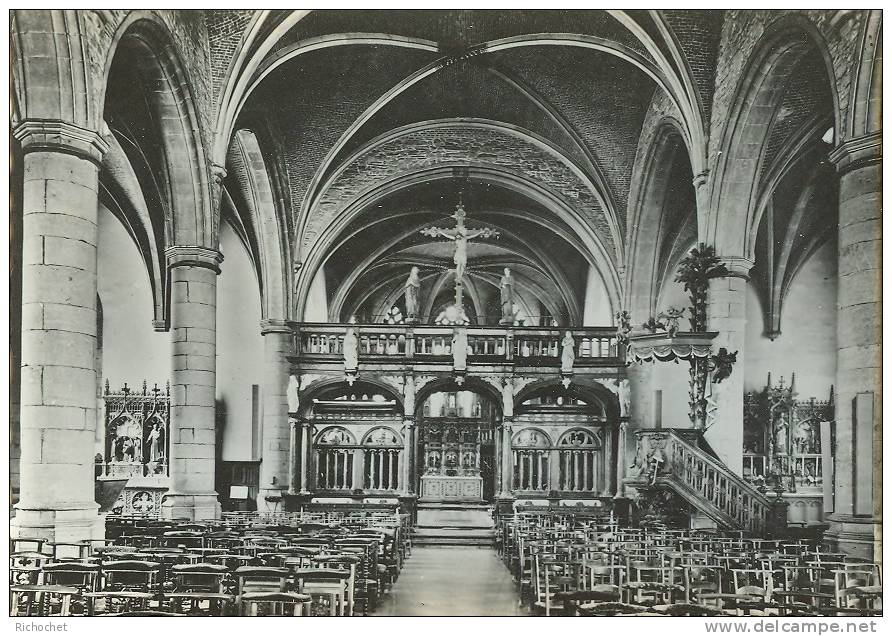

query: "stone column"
xmin=499 ymin=417 xmax=515 ymax=496
xmin=825 ymin=132 xmax=882 ymax=558
xmin=258 ymin=320 xmax=291 ymax=501
xmin=402 ymin=416 xmax=415 ymax=495
xmin=602 ymin=426 xmax=615 ymax=496
xmin=615 ymin=420 xmax=629 ymax=498
xmin=287 ymin=418 xmax=299 ymax=494
xmin=12 ymin=120 xmax=108 ymax=543
xmin=624 ymin=363 xmax=653 ymax=485
xmin=161 ymin=246 xmax=222 ymax=521
xmin=299 ymin=420 xmax=312 ymax=494
xmin=494 ymin=423 xmax=503 ymax=493
xmin=704 ymin=258 xmax=753 ymax=475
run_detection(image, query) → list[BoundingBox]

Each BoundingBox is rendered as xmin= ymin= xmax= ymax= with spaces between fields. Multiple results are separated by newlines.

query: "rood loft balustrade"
xmin=293 ymin=323 xmax=622 ymax=370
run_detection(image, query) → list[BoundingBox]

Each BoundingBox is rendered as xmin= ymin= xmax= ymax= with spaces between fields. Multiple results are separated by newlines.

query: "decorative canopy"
xmin=626 ymin=331 xmax=717 ymax=364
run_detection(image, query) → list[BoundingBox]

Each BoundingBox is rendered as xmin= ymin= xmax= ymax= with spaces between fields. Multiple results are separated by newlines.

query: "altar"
xmin=418 ymin=419 xmax=489 ymax=502
xmin=420 ymin=475 xmax=483 ymax=501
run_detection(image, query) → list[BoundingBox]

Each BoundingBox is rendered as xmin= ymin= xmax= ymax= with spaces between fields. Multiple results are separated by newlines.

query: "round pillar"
xmin=13 ymin=120 xmax=108 ymax=543
xmin=161 ymin=246 xmax=222 ymax=521
xmin=258 ymin=320 xmax=291 ymax=502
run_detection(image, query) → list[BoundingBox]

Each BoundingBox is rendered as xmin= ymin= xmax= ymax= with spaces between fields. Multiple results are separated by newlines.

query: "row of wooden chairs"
xmin=10 ymin=513 xmax=408 ymax=616
xmin=500 ymin=513 xmax=882 ymax=617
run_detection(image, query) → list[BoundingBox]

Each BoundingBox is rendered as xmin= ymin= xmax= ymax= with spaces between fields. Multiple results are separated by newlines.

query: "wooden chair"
xmin=560 ymin=585 xmax=621 ymax=616
xmin=575 ymin=601 xmax=653 ymax=616
xmin=47 ymin=541 xmax=93 ymax=562
xmin=533 ymin=557 xmax=581 ymax=616
xmin=291 ymin=568 xmax=351 ymax=616
xmin=239 ymin=592 xmax=313 ymax=616
xmin=656 ymin=602 xmax=726 ymax=616
xmin=10 ymin=537 xmax=47 ymax=554
xmin=312 ymin=553 xmax=361 ymax=615
xmin=10 ymin=585 xmax=81 ymax=616
xmin=833 ymin=564 xmax=882 ymax=611
xmin=100 ymin=560 xmax=162 ymax=594
xmin=166 ymin=563 xmax=232 ymax=615
xmin=83 ymin=591 xmax=156 ymax=615
xmin=160 ymin=531 xmax=205 ymax=550
xmin=234 ymin=566 xmax=290 ymax=601
xmin=10 ymin=551 xmax=53 ymax=585
xmin=682 ymin=565 xmax=724 ymax=603
xmin=42 ymin=562 xmax=101 ymax=593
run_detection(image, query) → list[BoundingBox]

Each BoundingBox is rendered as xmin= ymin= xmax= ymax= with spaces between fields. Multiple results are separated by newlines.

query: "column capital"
xmin=166 ymin=246 xmax=223 ymax=273
xmin=260 ymin=318 xmax=292 ymax=335
xmin=828 ymin=131 xmax=882 ymax=175
xmin=13 ymin=119 xmax=110 ymax=165
xmin=403 ymin=415 xmax=416 ymax=424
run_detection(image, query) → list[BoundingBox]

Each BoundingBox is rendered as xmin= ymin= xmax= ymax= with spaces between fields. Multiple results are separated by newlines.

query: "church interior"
xmin=8 ymin=9 xmax=883 ymax=618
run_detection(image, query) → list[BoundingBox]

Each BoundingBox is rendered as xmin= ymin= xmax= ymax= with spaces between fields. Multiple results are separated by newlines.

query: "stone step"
xmin=413 ymin=528 xmax=496 ymax=539
xmin=412 ymin=535 xmax=495 ymax=547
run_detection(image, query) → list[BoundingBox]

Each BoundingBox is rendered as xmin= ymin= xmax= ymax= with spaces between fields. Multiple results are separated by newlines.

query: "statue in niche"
xmin=343 ymin=324 xmax=359 ymax=371
xmin=561 ymin=331 xmax=576 ymax=373
xmin=146 ymin=420 xmax=165 ymax=465
xmin=452 ymin=327 xmax=468 ymax=371
xmin=404 ymin=266 xmax=421 ymax=323
xmin=286 ymin=375 xmax=300 ymax=414
xmin=499 ymin=267 xmax=516 ymax=325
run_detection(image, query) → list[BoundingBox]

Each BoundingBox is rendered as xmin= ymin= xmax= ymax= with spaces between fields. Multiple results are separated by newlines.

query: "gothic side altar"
xmin=419 ymin=421 xmax=485 ymax=501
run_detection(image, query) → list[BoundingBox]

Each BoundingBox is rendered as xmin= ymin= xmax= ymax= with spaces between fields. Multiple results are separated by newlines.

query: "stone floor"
xmin=374 ymin=546 xmax=526 ymax=616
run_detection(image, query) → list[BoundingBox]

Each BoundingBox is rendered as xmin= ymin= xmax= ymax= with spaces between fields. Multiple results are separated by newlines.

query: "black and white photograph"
xmin=6 ymin=6 xmax=885 ymax=623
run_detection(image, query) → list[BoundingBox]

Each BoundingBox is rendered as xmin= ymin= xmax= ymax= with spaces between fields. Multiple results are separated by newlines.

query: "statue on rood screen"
xmin=404 ymin=266 xmax=421 ymax=323
xmin=452 ymin=327 xmax=468 ymax=371
xmin=561 ymin=331 xmax=576 ymax=373
xmin=500 ymin=267 xmax=516 ymax=324
xmin=343 ymin=323 xmax=359 ymax=371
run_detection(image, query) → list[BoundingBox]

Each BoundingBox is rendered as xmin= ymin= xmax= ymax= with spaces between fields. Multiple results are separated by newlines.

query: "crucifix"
xmin=420 ymin=200 xmax=500 ymax=309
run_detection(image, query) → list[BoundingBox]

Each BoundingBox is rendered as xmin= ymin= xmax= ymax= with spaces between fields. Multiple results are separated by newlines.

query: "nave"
xmin=374 ymin=547 xmax=524 ymax=616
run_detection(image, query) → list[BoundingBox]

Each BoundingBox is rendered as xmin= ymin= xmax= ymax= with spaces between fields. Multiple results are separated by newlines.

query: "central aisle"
xmin=374 ymin=547 xmax=526 ymax=616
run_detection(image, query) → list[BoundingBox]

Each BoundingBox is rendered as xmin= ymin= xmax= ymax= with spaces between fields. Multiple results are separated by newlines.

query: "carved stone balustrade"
xmin=626 ymin=428 xmax=772 ymax=534
xmin=291 ymin=323 xmax=622 ymax=375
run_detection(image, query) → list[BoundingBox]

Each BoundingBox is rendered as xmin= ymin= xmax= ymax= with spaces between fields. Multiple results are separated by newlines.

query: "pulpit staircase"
xmin=625 ymin=429 xmax=773 ymax=534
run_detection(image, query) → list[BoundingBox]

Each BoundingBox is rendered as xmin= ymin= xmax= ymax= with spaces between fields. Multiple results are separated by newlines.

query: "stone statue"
xmin=286 ymin=375 xmax=300 ymax=413
xmin=343 ymin=325 xmax=359 ymax=371
xmin=452 ymin=327 xmax=468 ymax=371
xmin=404 ymin=266 xmax=421 ymax=323
xmin=560 ymin=331 xmax=576 ymax=373
xmin=502 ymin=379 xmax=515 ymax=418
xmin=147 ymin=421 xmax=164 ymax=463
xmin=617 ymin=379 xmax=631 ymax=418
xmin=658 ymin=306 xmax=686 ymax=337
xmin=499 ymin=267 xmax=516 ymax=325
xmin=404 ymin=375 xmax=416 ymax=415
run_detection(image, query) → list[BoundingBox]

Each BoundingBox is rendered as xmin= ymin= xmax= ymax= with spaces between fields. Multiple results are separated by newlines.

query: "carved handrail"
xmin=629 ymin=429 xmax=772 ymax=533
xmin=293 ymin=323 xmax=621 ymax=363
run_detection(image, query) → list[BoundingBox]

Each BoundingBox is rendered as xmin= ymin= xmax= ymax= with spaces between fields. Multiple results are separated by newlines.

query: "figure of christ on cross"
xmin=420 ymin=201 xmax=500 ymax=307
